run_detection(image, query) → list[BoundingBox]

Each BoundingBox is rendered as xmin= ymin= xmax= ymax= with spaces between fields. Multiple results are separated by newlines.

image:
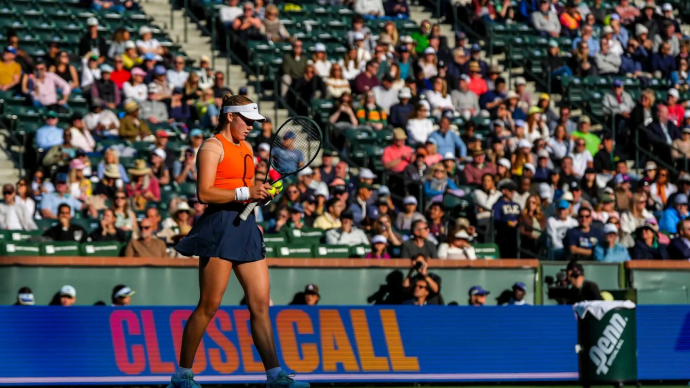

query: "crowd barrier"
xmin=1 ymin=305 xmax=689 ymax=385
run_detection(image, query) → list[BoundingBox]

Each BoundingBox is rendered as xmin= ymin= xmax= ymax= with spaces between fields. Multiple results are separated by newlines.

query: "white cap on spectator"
xmin=423 ymin=47 xmax=436 ymax=55
xmin=139 ymin=26 xmax=152 ymax=35
xmin=518 ymin=139 xmax=532 ymax=149
xmin=443 ymin=152 xmax=455 ymax=161
xmin=378 ymin=185 xmax=391 ymax=196
xmin=454 ymin=230 xmax=470 ymax=240
xmin=603 ymin=187 xmax=614 ymax=195
xmin=635 ymin=24 xmax=649 ymax=36
xmin=353 ymin=32 xmax=365 ymax=41
xmin=514 ymin=76 xmax=526 ymax=86
xmin=645 ymin=161 xmax=657 ymax=170
xmin=153 ymin=148 xmax=167 ymax=160
xmin=506 ymin=91 xmax=519 ymax=99
xmin=398 ymin=87 xmax=412 ymax=99
xmin=124 ymin=40 xmax=136 ymax=49
xmin=200 ymin=55 xmax=210 ymax=63
xmin=148 ymin=83 xmax=160 ymax=93
xmin=523 ymin=163 xmax=536 ymax=174
xmin=538 ymin=183 xmax=551 ymax=199
xmin=258 ymin=142 xmax=270 ymax=152
xmin=662 ymin=3 xmax=673 ymax=11
xmin=314 ymin=184 xmax=329 ymax=197
xmin=314 ymin=43 xmax=326 ymax=52
xmin=537 ymin=149 xmax=550 ymax=159
xmin=87 ymin=17 xmax=99 ymax=26
xmin=602 ymin=26 xmax=614 ymax=35
xmin=460 ymin=74 xmax=471 ymax=83
xmin=400 ymin=35 xmax=413 ymax=43
xmin=403 ymin=195 xmax=418 ymax=205
xmin=359 ymin=168 xmax=377 ymax=179
xmin=603 ymin=223 xmax=618 ymax=235
xmin=60 ymin=285 xmax=76 ymax=298
xmin=497 ymin=158 xmax=511 ymax=169
xmin=298 ymin=166 xmax=314 ymax=176
xmin=372 ymin=235 xmax=387 ymax=244
xmin=562 ymin=191 xmax=574 ymax=201
xmin=684 ymin=111 xmax=690 ymax=119
xmin=669 ymin=88 xmax=680 ymax=98
xmin=514 ymin=119 xmax=526 ymax=128
xmin=419 ymin=100 xmax=430 ymax=111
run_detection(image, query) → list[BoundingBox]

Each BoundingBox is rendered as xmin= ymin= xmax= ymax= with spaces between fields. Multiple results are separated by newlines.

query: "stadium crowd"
xmin=0 ymin=0 xmax=689 ymax=273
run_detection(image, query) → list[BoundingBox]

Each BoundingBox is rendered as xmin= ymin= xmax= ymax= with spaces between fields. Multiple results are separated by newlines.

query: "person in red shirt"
xmin=666 ymin=88 xmax=685 ymax=127
xmin=382 ymin=128 xmax=414 ymax=173
xmin=467 ymin=61 xmax=488 ymax=96
xmin=110 ymin=55 xmax=131 ymax=89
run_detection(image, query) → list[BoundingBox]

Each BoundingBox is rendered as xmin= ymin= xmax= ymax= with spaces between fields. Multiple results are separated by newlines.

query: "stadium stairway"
xmin=0 ymin=132 xmax=22 ymax=184
xmin=140 ymin=0 xmax=290 ymax=126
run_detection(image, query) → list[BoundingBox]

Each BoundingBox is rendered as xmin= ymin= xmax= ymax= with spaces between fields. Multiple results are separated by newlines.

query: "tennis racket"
xmin=239 ymin=116 xmax=323 ymax=220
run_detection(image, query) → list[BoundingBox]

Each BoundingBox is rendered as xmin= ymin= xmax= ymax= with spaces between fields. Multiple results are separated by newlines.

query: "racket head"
xmin=267 ymin=116 xmax=323 ymax=180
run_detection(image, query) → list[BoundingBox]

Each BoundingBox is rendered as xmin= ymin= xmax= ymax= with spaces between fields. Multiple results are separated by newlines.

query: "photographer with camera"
xmin=402 ymin=253 xmax=443 ymax=305
xmin=565 ymin=262 xmax=603 ymax=304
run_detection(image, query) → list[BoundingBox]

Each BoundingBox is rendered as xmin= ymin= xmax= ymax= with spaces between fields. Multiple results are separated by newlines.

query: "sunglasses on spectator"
xmin=415 ymin=284 xmax=427 ymax=289
xmin=141 ymin=226 xmax=151 ymax=230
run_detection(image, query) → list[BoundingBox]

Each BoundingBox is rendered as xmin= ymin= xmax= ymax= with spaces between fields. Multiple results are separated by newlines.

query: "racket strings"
xmin=270 ymin=118 xmax=321 ymax=175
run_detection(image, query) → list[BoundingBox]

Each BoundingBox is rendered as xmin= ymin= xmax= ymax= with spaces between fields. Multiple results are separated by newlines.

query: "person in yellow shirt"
xmin=0 ymin=47 xmax=21 ymax=91
xmin=121 ymin=41 xmax=142 ymax=70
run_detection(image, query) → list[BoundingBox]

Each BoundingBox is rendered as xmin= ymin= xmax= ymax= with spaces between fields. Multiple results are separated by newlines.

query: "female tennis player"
xmin=171 ymin=95 xmax=309 ymax=388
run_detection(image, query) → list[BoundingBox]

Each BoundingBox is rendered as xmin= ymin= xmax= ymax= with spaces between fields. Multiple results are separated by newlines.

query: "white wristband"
xmin=235 ymin=187 xmax=250 ymax=202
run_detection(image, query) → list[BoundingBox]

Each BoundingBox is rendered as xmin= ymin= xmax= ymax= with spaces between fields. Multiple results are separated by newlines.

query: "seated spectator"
xmin=124 ymin=68 xmax=148 ymax=102
xmin=559 ymin=3 xmax=581 ymax=38
xmin=162 ymin=201 xmax=194 ymax=240
xmin=166 ymin=56 xmax=189 ymax=90
xmin=313 ymin=198 xmax=345 ymax=230
xmin=438 ymin=229 xmax=476 ymax=259
xmin=24 ymin=59 xmax=71 ymax=111
xmin=83 ymin=99 xmax=118 ymax=137
xmin=355 ymin=0 xmax=385 ymax=17
xmin=35 ymin=111 xmax=64 ymax=150
xmin=126 ymin=160 xmax=161 ymax=209
xmin=260 ymin=4 xmax=289 ymax=42
xmin=353 ymin=61 xmax=381 ymax=95
xmin=603 ymin=80 xmax=635 ymax=122
xmin=42 ymin=129 xmax=76 ymax=169
xmin=601 ymin=26 xmax=623 ymax=56
xmin=325 ymin=64 xmax=351 ymax=99
xmin=451 ymin=75 xmax=480 ymax=119
xmin=92 ymin=165 xmax=120 ymax=201
xmin=372 ymin=75 xmax=400 ymax=114
xmin=365 ymin=234 xmax=390 ymax=259
xmin=329 ymin=93 xmax=358 ymax=127
xmin=90 ymin=208 xmax=127 ymax=243
xmin=532 ymin=0 xmax=561 ymax=38
xmin=385 ymin=0 xmax=409 ymax=17
xmin=406 ymin=101 xmax=434 ymax=144
xmin=571 ymin=138 xmax=594 ymax=178
xmin=651 ymin=167 xmax=677 ymax=206
xmin=571 ymin=117 xmax=600 ymax=157
xmin=473 ymin=173 xmax=502 ymax=218
xmin=564 ymin=206 xmax=603 ymax=260
xmin=146 ymin=207 xmax=176 ymax=242
xmin=382 ymin=128 xmax=414 ymax=173
xmin=49 ymin=50 xmax=80 ymax=92
xmin=672 ymin=127 xmax=690 ymax=161
xmin=594 ymin=223 xmax=631 ymax=262
xmin=621 ymin=192 xmax=653 ymax=238
xmin=136 ymin=26 xmax=163 ymax=55
xmin=429 ymin=112 xmax=467 ymax=157
xmin=668 ymin=218 xmax=690 ymax=259
xmin=519 ymin=194 xmax=546 ymax=253
xmin=401 ymin=220 xmax=437 ymax=258
xmin=665 ymin=89 xmax=685 ymax=127
xmin=652 ymin=42 xmax=677 ymax=79
xmin=646 ymin=105 xmax=680 ymax=164
xmin=40 ymin=173 xmax=83 ymax=219
xmin=279 ymin=40 xmax=307 ymax=97
xmin=140 ymin=84 xmax=169 ymax=125
xmin=0 ymin=183 xmax=37 ymax=230
xmin=595 ymin=37 xmax=621 ymax=75
xmin=468 ymin=286 xmax=489 ymax=306
xmin=355 ymin=91 xmax=387 ymax=131
xmin=119 ymin=101 xmax=152 ymax=141
xmin=349 ymin=184 xmax=376 ymax=226
xmin=655 ymin=21 xmax=680 ymax=56
xmin=80 ymin=54 xmax=102 ymax=90
xmin=121 ymin=41 xmax=141 ymax=70
xmin=68 ymin=158 xmax=91 ymax=201
xmin=44 ymin=204 xmax=87 ymax=242
xmin=631 ymin=221 xmax=670 ymax=259
xmin=124 ymin=218 xmax=168 ymax=257
xmin=615 ymin=0 xmax=639 ymax=25
xmin=0 ymin=46 xmax=21 ymax=92
xmin=92 ymin=65 xmax=120 ymax=109
xmin=150 ymin=149 xmax=171 ymax=186
xmin=546 ymin=199 xmax=579 ymax=258
xmin=325 ymin=210 xmax=369 ymax=246
xmin=292 ymin=65 xmax=327 ymax=115
xmin=424 ymin=163 xmax=459 ymax=200
xmin=78 ymin=17 xmax=107 ymax=57
xmin=569 ymin=41 xmax=595 ymax=77
xmin=167 ymin=87 xmax=192 ymax=125
xmin=389 ymin=87 xmax=414 ymax=128
xmin=660 ymin=193 xmax=688 ymax=234
xmin=396 ymin=196 xmax=425 ymax=233
xmin=466 ymin=62 xmax=488 ymax=96
xmin=97 ymin=148 xmax=129 ymax=184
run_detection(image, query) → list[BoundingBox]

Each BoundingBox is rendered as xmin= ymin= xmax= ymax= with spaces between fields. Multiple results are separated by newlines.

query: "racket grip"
xmin=239 ymin=202 xmax=258 ymax=221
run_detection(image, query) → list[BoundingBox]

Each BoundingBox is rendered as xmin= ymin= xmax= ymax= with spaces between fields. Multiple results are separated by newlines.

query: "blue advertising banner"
xmin=637 ymin=305 xmax=690 ymax=380
xmin=0 ymin=306 xmax=579 ymax=385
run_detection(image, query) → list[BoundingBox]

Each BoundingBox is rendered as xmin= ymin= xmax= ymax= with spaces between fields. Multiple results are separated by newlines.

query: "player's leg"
xmin=234 ymin=259 xmax=309 ymax=388
xmin=168 ymin=256 xmax=233 ymax=388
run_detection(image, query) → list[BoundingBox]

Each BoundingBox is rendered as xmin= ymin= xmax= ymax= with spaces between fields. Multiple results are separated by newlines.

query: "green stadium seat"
xmin=81 ymin=242 xmax=123 ymax=257
xmin=275 ymin=244 xmax=313 ymax=258
xmin=263 ymin=234 xmax=288 ymax=244
xmin=35 ymin=218 xmax=57 ymax=231
xmin=41 ymin=241 xmax=81 ymax=256
xmin=473 ymin=243 xmax=501 ymax=259
xmin=4 ymin=241 xmax=41 ymax=255
xmin=351 ymin=244 xmax=371 ymax=257
xmin=313 ymin=244 xmax=350 ymax=258
xmin=286 ymin=227 xmax=324 ymax=243
xmin=7 ymin=230 xmax=43 ymax=241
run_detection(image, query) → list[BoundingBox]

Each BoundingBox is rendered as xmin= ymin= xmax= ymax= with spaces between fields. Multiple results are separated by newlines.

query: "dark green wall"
xmin=630 ymin=269 xmax=690 ymax=304
xmin=0 ymin=266 xmax=537 ymax=306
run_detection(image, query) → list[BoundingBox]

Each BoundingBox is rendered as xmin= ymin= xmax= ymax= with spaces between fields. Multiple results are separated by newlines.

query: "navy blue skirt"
xmin=174 ymin=203 xmax=266 ymax=262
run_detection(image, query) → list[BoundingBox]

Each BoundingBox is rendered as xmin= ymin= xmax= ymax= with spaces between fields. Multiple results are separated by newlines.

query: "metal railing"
xmin=634 ymin=124 xmax=689 ymax=176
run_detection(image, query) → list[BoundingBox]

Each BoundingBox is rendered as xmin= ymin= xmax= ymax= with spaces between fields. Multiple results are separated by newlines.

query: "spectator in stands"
xmin=428 ymin=113 xmax=467 ymax=159
xmin=119 ymin=101 xmax=152 ymax=141
xmin=163 ymin=201 xmax=194 ymax=240
xmin=108 ymin=28 xmax=130 ymax=60
xmin=426 ymin=78 xmax=455 ymax=116
xmin=281 ymin=40 xmax=307 ymax=97
xmin=385 ymin=0 xmax=409 ymax=17
xmin=105 ymin=190 xmax=136 ymax=235
xmin=438 ymin=229 xmax=476 ymax=259
xmin=325 ymin=209 xmax=369 ymax=245
xmin=123 ymin=67 xmax=148 ymax=103
xmin=493 ymin=179 xmax=521 ymax=257
xmin=0 ymin=183 xmax=36 ymax=230
xmin=150 ymin=149 xmax=170 ymax=186
xmin=383 ymin=128 xmax=413 ymax=173
xmin=424 ymin=163 xmax=459 ymax=200
xmin=594 ymin=37 xmax=621 ymax=75
xmin=49 ymin=51 xmax=80 ymax=93
xmin=559 ymin=3 xmax=582 ymax=38
xmin=111 ymin=285 xmax=135 ymax=306
xmin=546 ymin=199 xmax=577 ymax=258
xmin=0 ymin=46 xmax=21 ymax=92
xmin=532 ymin=0 xmax=561 ymax=37
xmin=449 ymin=75 xmax=479 ymax=119
xmin=91 ymin=65 xmax=119 ymax=109
xmin=395 ymin=196 xmax=424 ymax=233
xmin=655 ymin=21 xmax=680 ymax=56
xmin=97 ymin=148 xmax=129 ymax=184
xmin=90 ymin=208 xmax=127 ymax=243
xmin=136 ymin=26 xmax=163 ymax=56
xmin=647 ymin=104 xmax=680 ymax=162
xmin=406 ymin=102 xmax=434 ymax=144
xmin=324 ymin=64 xmax=351 ymax=99
xmin=327 ymin=93 xmax=357 ymax=128
xmin=35 ymin=110 xmax=64 ymax=150
xmin=463 ymin=149 xmax=496 ymax=185
xmin=372 ymin=75 xmax=399 ymax=114
xmin=24 ymin=58 xmax=71 ymax=111
xmin=668 ymin=218 xmax=690 ymax=258
xmin=620 ymin=192 xmax=652 ymax=243
xmin=564 ymin=206 xmax=602 ymax=260
xmin=259 ymin=4 xmax=289 ymax=42
xmin=232 ymin=2 xmax=262 ymax=39
xmin=665 ymin=89 xmax=685 ymax=127
xmin=660 ymin=193 xmax=689 ymax=234
xmin=68 ymin=158 xmax=91 ymax=201
xmin=292 ymin=65 xmax=327 ymax=114
xmin=465 ymin=61 xmax=487 ymax=97
xmin=672 ymin=127 xmax=690 ymax=161
xmin=651 ymin=167 xmax=677 ymax=206
xmin=44 ymin=204 xmax=87 ymax=242
xmin=54 ymin=285 xmax=76 ymax=306
xmin=164 ymin=56 xmax=188 ymax=90
xmin=349 ymin=183 xmax=376 ymax=227
xmin=402 ymin=277 xmax=433 ymax=305
xmin=388 ymin=87 xmax=413 ymax=128
xmin=171 ymin=147 xmax=197 ymax=185
xmin=140 ymin=84 xmax=169 ymax=125
xmin=354 ymin=60 xmax=381 ymax=95
xmin=570 ymin=41 xmax=595 ymax=77
xmin=571 ymin=138 xmax=594 ymax=179
xmin=78 ymin=18 xmax=107 ymax=58
xmin=80 ymin=54 xmax=102 ymax=91
xmin=571 ymin=117 xmax=600 ymax=158
xmin=313 ymin=198 xmax=345 ymax=230
xmin=403 ymin=150 xmax=428 ymax=188
xmin=365 ymin=234 xmax=390 ymax=259
xmin=121 ymin=41 xmax=141 ymax=70
xmin=615 ymin=0 xmax=639 ymax=25
xmin=92 ymin=165 xmax=118 ymax=201
xmin=14 ymin=178 xmax=35 ymax=223
xmin=468 ymin=286 xmax=489 ymax=306
xmin=652 ymin=41 xmax=677 ymax=79
xmin=355 ymin=0 xmax=385 ymax=16
xmin=601 ymin=26 xmax=623 ymax=56
xmin=168 ymin=88 xmax=192 ymax=125
xmin=211 ymin=71 xmax=232 ymax=99
xmin=124 ymin=218 xmax=167 ymax=257
xmin=631 ymin=221 xmax=670 ymax=259
xmin=519 ymin=194 xmax=546 ymax=254
xmin=603 ymin=80 xmax=635 ymax=125
xmin=127 ymin=160 xmax=161 ymax=209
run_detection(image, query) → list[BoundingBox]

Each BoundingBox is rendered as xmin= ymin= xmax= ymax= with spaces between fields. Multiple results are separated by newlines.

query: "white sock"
xmin=266 ymin=367 xmax=282 ymax=382
xmin=175 ymin=367 xmax=193 ymax=379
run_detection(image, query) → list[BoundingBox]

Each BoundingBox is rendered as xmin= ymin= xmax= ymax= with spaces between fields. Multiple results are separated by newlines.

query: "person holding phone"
xmin=402 ymin=254 xmax=443 ymax=304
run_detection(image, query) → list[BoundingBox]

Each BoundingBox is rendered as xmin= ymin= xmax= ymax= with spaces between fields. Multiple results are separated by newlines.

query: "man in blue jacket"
xmin=428 ymin=111 xmax=467 ymax=159
xmin=651 ymin=41 xmax=677 ymax=79
xmin=668 ymin=219 xmax=690 ymax=259
xmin=660 ymin=193 xmax=689 ymax=234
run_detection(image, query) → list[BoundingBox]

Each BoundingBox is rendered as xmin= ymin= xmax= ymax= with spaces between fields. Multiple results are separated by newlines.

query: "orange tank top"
xmin=213 ymin=134 xmax=255 ymax=190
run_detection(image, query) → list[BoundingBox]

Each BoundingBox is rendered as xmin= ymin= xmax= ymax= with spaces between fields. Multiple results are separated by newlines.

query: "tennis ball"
xmin=268 ymin=181 xmax=283 ymax=195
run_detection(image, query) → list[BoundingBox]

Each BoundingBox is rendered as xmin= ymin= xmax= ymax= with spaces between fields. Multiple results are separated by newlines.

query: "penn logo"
xmin=589 ymin=313 xmax=628 ymax=375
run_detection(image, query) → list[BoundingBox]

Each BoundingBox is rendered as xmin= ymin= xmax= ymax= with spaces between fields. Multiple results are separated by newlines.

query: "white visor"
xmin=114 ymin=287 xmax=135 ymax=299
xmin=222 ymin=103 xmax=266 ymax=122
